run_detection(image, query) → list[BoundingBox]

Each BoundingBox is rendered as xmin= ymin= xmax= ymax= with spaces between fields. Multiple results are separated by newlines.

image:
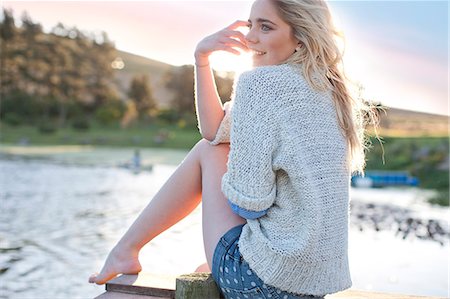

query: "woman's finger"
xmin=195 ymin=20 xmax=249 ymax=59
xmin=232 ymin=31 xmax=248 ymax=45
xmin=218 ymin=37 xmax=248 ymax=51
xmin=217 ymin=44 xmax=241 ymax=56
xmin=222 ymin=30 xmax=248 ymax=46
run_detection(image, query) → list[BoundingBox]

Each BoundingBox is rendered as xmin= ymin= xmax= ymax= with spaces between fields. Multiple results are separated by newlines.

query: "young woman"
xmin=90 ymin=0 xmax=374 ymax=297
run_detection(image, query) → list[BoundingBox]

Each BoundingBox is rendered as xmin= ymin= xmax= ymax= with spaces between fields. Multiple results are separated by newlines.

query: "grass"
xmin=0 ymin=122 xmax=202 ymax=150
xmin=428 ymin=190 xmax=450 ymax=206
xmin=365 ymin=135 xmax=449 ymax=206
xmin=2 ymin=122 xmax=448 ymax=206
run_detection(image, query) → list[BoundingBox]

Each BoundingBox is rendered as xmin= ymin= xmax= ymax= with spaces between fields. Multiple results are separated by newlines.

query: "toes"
xmin=94 ymin=271 xmax=118 ymax=285
xmin=88 ymin=273 xmax=98 ymax=284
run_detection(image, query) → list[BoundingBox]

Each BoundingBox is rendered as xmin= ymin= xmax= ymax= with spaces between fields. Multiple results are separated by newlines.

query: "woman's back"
xmin=222 ymin=63 xmax=351 ymax=295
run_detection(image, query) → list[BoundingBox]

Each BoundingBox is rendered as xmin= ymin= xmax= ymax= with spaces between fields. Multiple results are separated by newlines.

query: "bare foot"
xmin=89 ymin=245 xmax=142 ymax=285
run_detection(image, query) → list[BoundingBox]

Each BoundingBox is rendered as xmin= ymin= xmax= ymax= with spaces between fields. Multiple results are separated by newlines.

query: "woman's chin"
xmin=251 ymin=57 xmax=274 ymax=68
xmin=251 ymin=60 xmax=264 ymax=67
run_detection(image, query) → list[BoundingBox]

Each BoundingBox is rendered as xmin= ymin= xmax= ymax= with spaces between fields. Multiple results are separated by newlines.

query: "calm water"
xmin=0 ymin=146 xmax=448 ymax=299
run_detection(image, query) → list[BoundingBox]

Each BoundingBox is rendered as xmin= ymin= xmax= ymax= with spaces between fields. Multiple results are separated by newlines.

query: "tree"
xmin=1 ymin=11 xmax=120 ymax=126
xmin=164 ymin=65 xmax=195 ymax=116
xmin=0 ymin=8 xmax=16 ymax=41
xmin=164 ymin=65 xmax=235 ymax=118
xmin=0 ymin=8 xmax=18 ymax=98
xmin=20 ymin=11 xmax=42 ymax=42
xmin=213 ymin=70 xmax=234 ymax=104
xmin=127 ymin=74 xmax=156 ymax=119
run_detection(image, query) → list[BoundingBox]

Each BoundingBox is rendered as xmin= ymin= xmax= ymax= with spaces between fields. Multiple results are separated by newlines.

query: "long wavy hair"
xmin=273 ymin=0 xmax=380 ymax=174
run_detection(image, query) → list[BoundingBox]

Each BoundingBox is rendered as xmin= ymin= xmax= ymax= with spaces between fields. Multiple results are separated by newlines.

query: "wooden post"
xmin=175 ymin=273 xmax=221 ymax=299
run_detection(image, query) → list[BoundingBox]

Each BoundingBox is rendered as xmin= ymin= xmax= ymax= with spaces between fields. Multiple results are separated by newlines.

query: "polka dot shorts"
xmin=211 ymin=224 xmax=324 ymax=299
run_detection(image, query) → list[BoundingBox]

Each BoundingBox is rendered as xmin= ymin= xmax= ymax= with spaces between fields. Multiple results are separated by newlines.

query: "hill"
xmin=377 ymin=107 xmax=448 ymax=137
xmin=115 ymin=50 xmax=449 ymax=137
xmin=114 ymin=50 xmax=177 ymax=108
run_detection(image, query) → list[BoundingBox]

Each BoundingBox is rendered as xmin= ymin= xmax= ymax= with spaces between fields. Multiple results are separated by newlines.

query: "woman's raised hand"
xmin=194 ymin=20 xmax=249 ymax=65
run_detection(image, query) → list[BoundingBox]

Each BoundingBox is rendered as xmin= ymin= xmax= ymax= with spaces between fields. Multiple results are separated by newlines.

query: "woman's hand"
xmin=194 ymin=20 xmax=249 ymax=65
xmin=88 ymin=244 xmax=142 ymax=285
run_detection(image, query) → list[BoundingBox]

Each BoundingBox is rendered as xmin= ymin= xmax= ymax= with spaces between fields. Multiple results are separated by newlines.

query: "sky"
xmin=2 ymin=1 xmax=449 ymax=116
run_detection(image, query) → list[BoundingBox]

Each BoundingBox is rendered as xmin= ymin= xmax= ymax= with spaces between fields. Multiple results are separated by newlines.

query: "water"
xmin=0 ymin=147 xmax=448 ymax=299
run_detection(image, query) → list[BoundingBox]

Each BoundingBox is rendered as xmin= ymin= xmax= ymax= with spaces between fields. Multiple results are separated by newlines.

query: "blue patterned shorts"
xmin=211 ymin=224 xmax=324 ymax=299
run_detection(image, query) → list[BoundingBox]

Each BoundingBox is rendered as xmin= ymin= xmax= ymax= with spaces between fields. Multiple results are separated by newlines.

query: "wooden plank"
xmin=95 ymin=291 xmax=168 ymax=299
xmin=105 ymin=273 xmax=176 ymax=298
xmin=327 ymin=289 xmax=446 ymax=299
xmin=98 ymin=272 xmax=445 ymax=299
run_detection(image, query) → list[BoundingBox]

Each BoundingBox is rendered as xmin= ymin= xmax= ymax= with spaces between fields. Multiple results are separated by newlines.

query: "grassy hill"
xmin=114 ymin=50 xmax=449 ymax=137
xmin=376 ymin=107 xmax=449 ymax=137
xmin=114 ymin=50 xmax=177 ymax=108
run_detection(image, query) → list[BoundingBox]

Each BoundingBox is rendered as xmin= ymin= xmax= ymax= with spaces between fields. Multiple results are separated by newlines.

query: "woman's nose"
xmin=245 ymin=29 xmax=257 ymax=44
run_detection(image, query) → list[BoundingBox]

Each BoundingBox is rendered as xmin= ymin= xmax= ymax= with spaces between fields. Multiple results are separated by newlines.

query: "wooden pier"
xmin=94 ymin=272 xmax=446 ymax=299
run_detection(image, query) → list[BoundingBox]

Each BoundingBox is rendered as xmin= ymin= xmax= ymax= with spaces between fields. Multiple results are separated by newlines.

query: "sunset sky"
xmin=3 ymin=1 xmax=449 ymax=116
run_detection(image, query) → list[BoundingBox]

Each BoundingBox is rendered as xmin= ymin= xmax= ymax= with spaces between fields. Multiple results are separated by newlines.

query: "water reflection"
xmin=0 ymin=154 xmax=170 ymax=298
xmin=0 ymin=149 xmax=448 ymax=298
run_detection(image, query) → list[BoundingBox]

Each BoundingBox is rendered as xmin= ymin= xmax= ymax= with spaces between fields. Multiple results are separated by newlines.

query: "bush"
xmin=428 ymin=190 xmax=449 ymax=207
xmin=1 ymin=91 xmax=42 ymax=123
xmin=66 ymin=101 xmax=85 ymax=119
xmin=38 ymin=120 xmax=57 ymax=134
xmin=43 ymin=97 xmax=60 ymax=118
xmin=179 ymin=113 xmax=198 ymax=129
xmin=95 ymin=100 xmax=125 ymax=125
xmin=72 ymin=117 xmax=90 ymax=131
xmin=3 ymin=113 xmax=22 ymax=126
xmin=156 ymin=108 xmax=179 ymax=123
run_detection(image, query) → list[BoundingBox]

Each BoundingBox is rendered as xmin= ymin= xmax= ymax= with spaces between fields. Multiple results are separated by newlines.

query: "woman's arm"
xmin=194 ymin=63 xmax=223 ymax=141
xmin=222 ymin=69 xmax=280 ymax=213
xmin=194 ymin=21 xmax=248 ymax=140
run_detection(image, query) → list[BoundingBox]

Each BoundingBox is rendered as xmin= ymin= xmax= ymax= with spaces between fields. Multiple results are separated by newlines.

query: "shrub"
xmin=95 ymin=100 xmax=125 ymax=125
xmin=429 ymin=190 xmax=449 ymax=207
xmin=1 ymin=91 xmax=41 ymax=123
xmin=156 ymin=108 xmax=179 ymax=123
xmin=3 ymin=113 xmax=22 ymax=126
xmin=179 ymin=113 xmax=198 ymax=129
xmin=72 ymin=117 xmax=90 ymax=131
xmin=38 ymin=120 xmax=57 ymax=134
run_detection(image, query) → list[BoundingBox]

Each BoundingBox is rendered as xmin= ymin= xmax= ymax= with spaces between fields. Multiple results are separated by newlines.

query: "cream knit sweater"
xmin=209 ymin=64 xmax=352 ymax=296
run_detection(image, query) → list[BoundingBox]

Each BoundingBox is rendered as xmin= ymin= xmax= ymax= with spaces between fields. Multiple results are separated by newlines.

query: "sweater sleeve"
xmin=228 ymin=199 xmax=268 ymax=219
xmin=221 ymin=70 xmax=278 ymax=212
xmin=209 ymin=101 xmax=232 ymax=145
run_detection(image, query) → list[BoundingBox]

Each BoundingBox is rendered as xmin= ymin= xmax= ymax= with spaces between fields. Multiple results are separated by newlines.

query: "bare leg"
xmin=198 ymin=141 xmax=246 ymax=269
xmin=89 ymin=139 xmax=245 ymax=284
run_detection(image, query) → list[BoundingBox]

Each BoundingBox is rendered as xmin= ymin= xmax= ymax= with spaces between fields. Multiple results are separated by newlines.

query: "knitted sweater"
xmin=209 ymin=64 xmax=352 ymax=296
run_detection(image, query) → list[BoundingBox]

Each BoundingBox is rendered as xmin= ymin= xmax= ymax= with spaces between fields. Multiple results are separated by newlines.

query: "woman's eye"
xmin=261 ymin=24 xmax=271 ymax=31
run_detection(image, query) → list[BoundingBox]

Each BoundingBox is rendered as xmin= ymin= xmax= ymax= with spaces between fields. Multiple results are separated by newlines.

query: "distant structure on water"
xmin=352 ymin=171 xmax=419 ymax=188
xmin=118 ymin=149 xmax=153 ymax=173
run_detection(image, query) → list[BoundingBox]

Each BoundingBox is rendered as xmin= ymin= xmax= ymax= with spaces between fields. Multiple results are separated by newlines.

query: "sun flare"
xmin=209 ymin=50 xmax=253 ymax=75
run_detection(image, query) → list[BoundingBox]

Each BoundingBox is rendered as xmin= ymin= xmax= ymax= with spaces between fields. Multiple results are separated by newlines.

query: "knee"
xmin=194 ymin=138 xmax=229 ymax=160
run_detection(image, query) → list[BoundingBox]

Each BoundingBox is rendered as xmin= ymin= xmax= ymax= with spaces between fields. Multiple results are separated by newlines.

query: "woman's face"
xmin=246 ymin=0 xmax=299 ymax=67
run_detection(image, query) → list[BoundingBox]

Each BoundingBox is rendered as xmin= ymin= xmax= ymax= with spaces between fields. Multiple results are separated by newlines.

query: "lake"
xmin=0 ymin=146 xmax=448 ymax=299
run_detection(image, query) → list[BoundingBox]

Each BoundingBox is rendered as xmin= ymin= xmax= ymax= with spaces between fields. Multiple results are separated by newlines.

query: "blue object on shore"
xmin=351 ymin=171 xmax=419 ymax=188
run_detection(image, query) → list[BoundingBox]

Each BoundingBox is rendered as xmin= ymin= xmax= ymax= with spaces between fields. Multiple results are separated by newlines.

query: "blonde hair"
xmin=273 ymin=0 xmax=380 ymax=174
